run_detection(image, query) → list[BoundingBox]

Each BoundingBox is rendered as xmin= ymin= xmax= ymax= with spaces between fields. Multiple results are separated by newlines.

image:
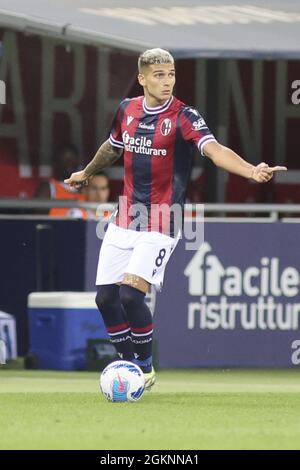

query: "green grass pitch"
xmin=1 ymin=369 xmax=300 ymax=450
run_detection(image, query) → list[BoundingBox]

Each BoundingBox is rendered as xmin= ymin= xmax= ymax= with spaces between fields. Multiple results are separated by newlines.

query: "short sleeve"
xmin=180 ymin=107 xmax=217 ymax=156
xmin=108 ymin=100 xmax=128 ymax=149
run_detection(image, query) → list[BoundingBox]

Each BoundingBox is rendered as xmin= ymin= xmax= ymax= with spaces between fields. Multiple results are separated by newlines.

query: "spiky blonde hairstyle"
xmin=138 ymin=48 xmax=174 ymax=72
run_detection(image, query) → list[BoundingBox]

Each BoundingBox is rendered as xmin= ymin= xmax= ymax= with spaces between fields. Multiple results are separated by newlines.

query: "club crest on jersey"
xmin=160 ymin=118 xmax=172 ymax=136
xmin=192 ymin=118 xmax=206 ymax=131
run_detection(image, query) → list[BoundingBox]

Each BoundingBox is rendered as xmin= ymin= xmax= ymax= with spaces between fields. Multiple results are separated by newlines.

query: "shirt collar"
xmin=142 ymin=96 xmax=174 ymax=115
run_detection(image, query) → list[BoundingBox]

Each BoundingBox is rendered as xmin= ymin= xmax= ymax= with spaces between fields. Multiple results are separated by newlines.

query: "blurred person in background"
xmin=35 ymin=144 xmax=85 ymax=216
xmin=85 ymin=172 xmax=110 ymax=205
xmin=68 ymin=172 xmax=112 ymax=220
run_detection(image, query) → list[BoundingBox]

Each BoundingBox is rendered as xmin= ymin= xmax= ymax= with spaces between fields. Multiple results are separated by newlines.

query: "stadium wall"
xmin=1 ymin=28 xmax=300 ymax=202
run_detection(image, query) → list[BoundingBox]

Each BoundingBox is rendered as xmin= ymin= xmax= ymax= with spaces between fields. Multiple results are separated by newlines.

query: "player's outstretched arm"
xmin=204 ymin=141 xmax=287 ymax=183
xmin=64 ymin=140 xmax=123 ymax=189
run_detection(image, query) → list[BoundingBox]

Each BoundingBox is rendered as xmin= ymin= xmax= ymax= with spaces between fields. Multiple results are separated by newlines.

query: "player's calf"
xmin=95 ymin=284 xmax=134 ymax=361
xmin=119 ymin=283 xmax=153 ymax=374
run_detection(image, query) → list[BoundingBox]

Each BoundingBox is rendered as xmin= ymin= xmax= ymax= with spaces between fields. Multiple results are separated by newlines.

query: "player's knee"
xmin=95 ymin=284 xmax=119 ymax=312
xmin=95 ymin=288 xmax=107 ymax=312
xmin=119 ymin=284 xmax=144 ymax=310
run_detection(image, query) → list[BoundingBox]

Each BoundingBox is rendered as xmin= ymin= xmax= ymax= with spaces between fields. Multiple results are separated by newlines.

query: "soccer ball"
xmin=100 ymin=360 xmax=145 ymax=402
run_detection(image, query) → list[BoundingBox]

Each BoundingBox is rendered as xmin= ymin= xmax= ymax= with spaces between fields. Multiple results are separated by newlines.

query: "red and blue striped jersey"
xmin=109 ymin=95 xmax=216 ymax=237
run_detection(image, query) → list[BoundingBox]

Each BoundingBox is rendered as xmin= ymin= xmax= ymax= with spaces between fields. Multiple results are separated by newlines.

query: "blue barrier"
xmin=2 ymin=217 xmax=300 ymax=367
xmin=0 ymin=218 xmax=86 ymax=355
xmin=86 ymin=221 xmax=300 ymax=367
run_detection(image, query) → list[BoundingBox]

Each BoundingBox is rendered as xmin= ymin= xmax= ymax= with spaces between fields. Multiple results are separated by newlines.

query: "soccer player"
xmin=65 ymin=48 xmax=287 ymax=389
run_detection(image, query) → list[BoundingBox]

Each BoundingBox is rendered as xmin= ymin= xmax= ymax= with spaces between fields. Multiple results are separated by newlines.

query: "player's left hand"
xmin=251 ymin=163 xmax=287 ymax=183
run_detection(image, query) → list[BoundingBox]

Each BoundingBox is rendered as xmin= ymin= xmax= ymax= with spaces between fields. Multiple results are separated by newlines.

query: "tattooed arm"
xmin=64 ymin=140 xmax=123 ymax=189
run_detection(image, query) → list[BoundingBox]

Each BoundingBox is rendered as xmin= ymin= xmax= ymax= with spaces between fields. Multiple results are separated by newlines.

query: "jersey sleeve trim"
xmin=109 ymin=134 xmax=124 ymax=149
xmin=197 ymin=135 xmax=217 ymax=156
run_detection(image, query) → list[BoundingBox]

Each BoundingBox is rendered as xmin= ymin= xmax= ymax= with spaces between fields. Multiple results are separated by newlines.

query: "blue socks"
xmin=119 ymin=285 xmax=153 ymax=373
xmin=96 ymin=284 xmax=153 ymax=373
xmin=96 ymin=284 xmax=134 ymax=361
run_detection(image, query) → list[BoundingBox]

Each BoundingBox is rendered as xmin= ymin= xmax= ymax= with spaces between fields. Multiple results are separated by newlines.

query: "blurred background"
xmin=0 ymin=0 xmax=300 ymax=370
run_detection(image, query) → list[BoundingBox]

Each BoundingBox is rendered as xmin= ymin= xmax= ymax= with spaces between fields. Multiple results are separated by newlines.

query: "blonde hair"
xmin=138 ymin=48 xmax=174 ymax=72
